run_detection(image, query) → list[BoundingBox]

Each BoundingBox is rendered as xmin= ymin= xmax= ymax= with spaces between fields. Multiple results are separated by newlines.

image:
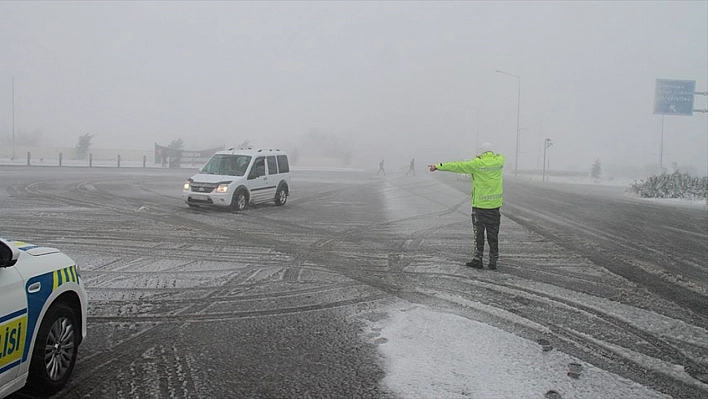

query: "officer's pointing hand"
xmin=428 ymin=164 xmax=437 ymax=172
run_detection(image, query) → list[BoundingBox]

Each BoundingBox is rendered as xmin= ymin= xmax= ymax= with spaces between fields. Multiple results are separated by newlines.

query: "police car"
xmin=0 ymin=238 xmax=87 ymax=398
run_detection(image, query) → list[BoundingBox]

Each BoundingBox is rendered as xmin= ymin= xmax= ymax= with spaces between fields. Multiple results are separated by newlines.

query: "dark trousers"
xmin=471 ymin=207 xmax=501 ymax=261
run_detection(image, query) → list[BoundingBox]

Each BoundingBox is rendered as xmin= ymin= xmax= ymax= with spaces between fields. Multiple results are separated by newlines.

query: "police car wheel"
xmin=275 ymin=185 xmax=288 ymax=206
xmin=26 ymin=302 xmax=79 ymax=395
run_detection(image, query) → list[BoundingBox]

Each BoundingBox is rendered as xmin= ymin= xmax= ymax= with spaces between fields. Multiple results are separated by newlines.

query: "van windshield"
xmin=200 ymin=154 xmax=252 ymax=176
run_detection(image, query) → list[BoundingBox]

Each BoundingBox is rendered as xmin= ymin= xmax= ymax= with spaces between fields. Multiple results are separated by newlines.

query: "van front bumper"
xmin=183 ymin=191 xmax=231 ymax=206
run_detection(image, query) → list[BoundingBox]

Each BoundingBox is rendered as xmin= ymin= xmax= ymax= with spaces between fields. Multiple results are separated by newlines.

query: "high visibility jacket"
xmin=437 ymin=152 xmax=504 ymax=209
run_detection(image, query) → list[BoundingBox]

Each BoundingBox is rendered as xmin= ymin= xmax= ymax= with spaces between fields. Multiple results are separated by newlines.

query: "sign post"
xmin=653 ymin=79 xmax=697 ymax=171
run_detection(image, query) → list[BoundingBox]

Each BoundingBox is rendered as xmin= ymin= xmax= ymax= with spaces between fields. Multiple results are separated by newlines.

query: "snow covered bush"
xmin=629 ymin=171 xmax=708 ymax=200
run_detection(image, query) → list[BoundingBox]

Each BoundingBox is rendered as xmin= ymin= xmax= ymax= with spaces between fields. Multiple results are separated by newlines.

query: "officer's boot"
xmin=488 ymin=256 xmax=498 ymax=270
xmin=466 ymin=257 xmax=483 ymax=269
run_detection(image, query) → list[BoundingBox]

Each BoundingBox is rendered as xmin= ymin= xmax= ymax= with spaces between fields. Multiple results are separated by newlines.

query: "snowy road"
xmin=502 ymin=178 xmax=708 ymax=317
xmin=1 ymin=166 xmax=706 ymax=398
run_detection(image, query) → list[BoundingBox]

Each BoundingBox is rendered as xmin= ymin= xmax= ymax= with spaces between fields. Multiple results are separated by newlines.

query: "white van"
xmin=182 ymin=148 xmax=291 ymax=211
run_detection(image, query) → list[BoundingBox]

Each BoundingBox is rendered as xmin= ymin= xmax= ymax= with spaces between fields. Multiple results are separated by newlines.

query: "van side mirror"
xmin=0 ymin=239 xmax=20 ymax=268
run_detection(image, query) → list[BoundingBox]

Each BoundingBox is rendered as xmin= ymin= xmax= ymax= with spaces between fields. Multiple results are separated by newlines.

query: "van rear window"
xmin=267 ymin=156 xmax=278 ymax=175
xmin=277 ymin=155 xmax=289 ymax=173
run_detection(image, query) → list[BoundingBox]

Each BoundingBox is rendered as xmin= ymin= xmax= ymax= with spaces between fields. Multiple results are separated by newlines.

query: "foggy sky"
xmin=1 ymin=1 xmax=706 ymax=174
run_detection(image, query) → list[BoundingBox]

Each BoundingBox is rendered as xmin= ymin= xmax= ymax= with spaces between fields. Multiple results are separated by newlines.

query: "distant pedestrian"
xmin=406 ymin=158 xmax=415 ymax=176
xmin=428 ymin=142 xmax=504 ymax=270
xmin=377 ymin=159 xmax=386 ymax=175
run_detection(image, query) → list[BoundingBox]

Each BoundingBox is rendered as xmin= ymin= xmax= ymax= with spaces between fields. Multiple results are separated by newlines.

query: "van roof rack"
xmin=224 ymin=147 xmax=282 ymax=153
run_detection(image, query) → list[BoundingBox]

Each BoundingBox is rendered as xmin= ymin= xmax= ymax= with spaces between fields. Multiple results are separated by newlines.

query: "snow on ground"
xmin=367 ymin=304 xmax=671 ymax=399
xmin=369 ymin=175 xmax=704 ymax=398
xmin=518 ymin=173 xmax=635 ymax=187
xmin=519 ymin=173 xmax=707 ymax=209
xmin=628 ymin=194 xmax=708 ymax=209
xmin=2 ymin=157 xmax=704 ymax=398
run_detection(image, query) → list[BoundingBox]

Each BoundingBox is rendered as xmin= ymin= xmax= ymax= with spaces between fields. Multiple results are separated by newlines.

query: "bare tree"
xmin=167 ymin=138 xmax=185 ymax=167
xmin=591 ymin=159 xmax=602 ymax=179
xmin=76 ymin=133 xmax=94 ymax=159
xmin=168 ymin=138 xmax=184 ymax=152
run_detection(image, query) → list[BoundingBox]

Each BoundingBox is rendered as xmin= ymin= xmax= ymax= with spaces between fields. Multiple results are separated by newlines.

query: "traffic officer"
xmin=428 ymin=142 xmax=505 ymax=269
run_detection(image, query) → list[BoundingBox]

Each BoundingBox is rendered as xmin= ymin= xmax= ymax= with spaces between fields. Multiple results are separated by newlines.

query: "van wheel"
xmin=24 ymin=303 xmax=79 ymax=395
xmin=275 ymin=185 xmax=288 ymax=206
xmin=231 ymin=190 xmax=247 ymax=212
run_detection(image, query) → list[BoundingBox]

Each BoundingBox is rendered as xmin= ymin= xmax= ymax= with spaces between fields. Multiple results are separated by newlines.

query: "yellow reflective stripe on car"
xmin=0 ymin=310 xmax=27 ymax=372
xmin=53 ymin=265 xmax=78 ymax=290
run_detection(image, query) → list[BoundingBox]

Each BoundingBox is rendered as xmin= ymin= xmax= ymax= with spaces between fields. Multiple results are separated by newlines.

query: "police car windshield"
xmin=200 ymin=154 xmax=252 ymax=176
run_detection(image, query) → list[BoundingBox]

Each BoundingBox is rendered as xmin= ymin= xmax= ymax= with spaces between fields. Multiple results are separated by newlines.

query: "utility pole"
xmin=696 ymin=91 xmax=708 ymax=178
xmin=659 ymin=114 xmax=664 ymax=172
xmin=495 ymin=70 xmax=521 ymax=176
xmin=467 ymin=106 xmax=482 ymax=153
xmin=543 ymin=138 xmax=553 ymax=182
xmin=476 ymin=107 xmax=480 ymax=150
xmin=12 ymin=77 xmax=15 ymax=160
xmin=515 ymin=78 xmax=520 ymax=176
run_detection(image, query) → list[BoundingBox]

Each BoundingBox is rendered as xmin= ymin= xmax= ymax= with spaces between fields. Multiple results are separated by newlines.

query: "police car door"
xmin=0 ymin=264 xmax=27 ymax=387
xmin=247 ymin=156 xmax=269 ymax=203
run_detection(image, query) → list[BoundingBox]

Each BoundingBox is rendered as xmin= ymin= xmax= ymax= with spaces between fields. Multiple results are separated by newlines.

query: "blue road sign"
xmin=654 ymin=79 xmax=696 ymax=116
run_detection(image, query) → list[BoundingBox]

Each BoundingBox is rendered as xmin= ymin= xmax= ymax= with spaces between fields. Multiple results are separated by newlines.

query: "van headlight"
xmin=216 ymin=183 xmax=230 ymax=193
xmin=183 ymin=178 xmax=193 ymax=190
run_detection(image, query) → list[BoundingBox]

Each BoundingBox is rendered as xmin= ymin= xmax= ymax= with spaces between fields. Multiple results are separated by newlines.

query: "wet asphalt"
xmin=1 ymin=166 xmax=706 ymax=398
